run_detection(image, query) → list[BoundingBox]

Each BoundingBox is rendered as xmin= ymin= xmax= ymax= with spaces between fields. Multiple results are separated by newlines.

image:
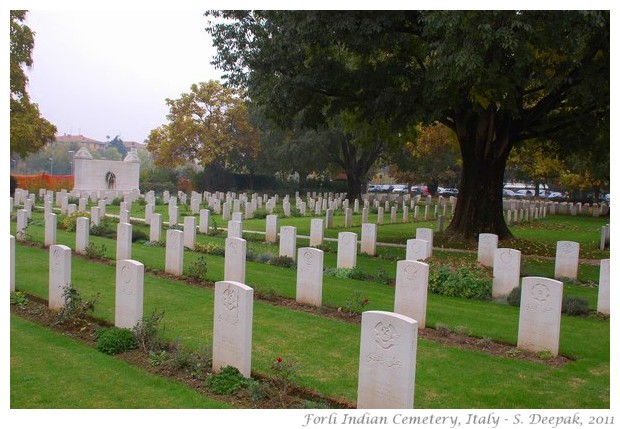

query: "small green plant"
xmin=60 ymin=212 xmax=85 ymax=232
xmin=133 ymin=309 xmax=165 ymax=352
xmin=268 ymin=255 xmax=296 ymax=268
xmin=454 ymin=325 xmax=470 ymax=336
xmin=505 ymin=347 xmax=522 ymax=358
xmin=131 ymin=229 xmax=150 ymax=243
xmin=374 ymin=265 xmax=391 ymax=285
xmin=186 ymin=256 xmax=208 ymax=280
xmin=84 ymin=243 xmax=108 ymax=259
xmin=10 ymin=291 xmax=29 ymax=309
xmin=204 ymin=365 xmax=252 ymax=395
xmin=341 ymin=290 xmax=370 ymax=315
xmin=562 ymin=296 xmax=590 ymax=316
xmin=209 ymin=218 xmax=221 ymax=236
xmin=252 ymin=209 xmax=269 ymax=219
xmin=195 ymin=242 xmax=225 ymax=256
xmin=536 ymin=349 xmax=554 ymax=360
xmin=55 ymin=285 xmax=99 ymax=326
xmin=256 ymin=252 xmax=274 ymax=264
xmin=435 ymin=323 xmax=451 ymax=337
xmin=507 ymin=286 xmax=522 ymax=306
xmin=94 ymin=327 xmax=138 ymax=355
xmin=90 ymin=220 xmax=116 ymax=238
xmin=270 ymin=356 xmax=299 ymax=407
xmin=168 ymin=342 xmax=212 ymax=380
xmin=148 ymin=350 xmax=169 ymax=366
xmin=428 ymin=265 xmax=492 ymax=300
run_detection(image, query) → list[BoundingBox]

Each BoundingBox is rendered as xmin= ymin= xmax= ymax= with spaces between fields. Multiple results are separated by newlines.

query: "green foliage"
xmin=133 ymin=309 xmax=165 ymax=353
xmin=10 ymin=291 xmax=29 ymax=309
xmin=269 ymin=356 xmax=299 ymax=407
xmin=84 ymin=243 xmax=107 ymax=260
xmin=186 ymin=256 xmax=208 ymax=280
xmin=268 ymin=255 xmax=296 ymax=268
xmin=194 ymin=242 xmax=225 ymax=256
xmin=90 ymin=220 xmax=116 ymax=239
xmin=324 ymin=266 xmax=368 ymax=281
xmin=204 ymin=366 xmax=252 ymax=395
xmin=94 ymin=327 xmax=137 ymax=355
xmin=507 ymin=286 xmax=522 ymax=306
xmin=341 ymin=290 xmax=369 ymax=315
xmin=59 ymin=212 xmax=88 ymax=232
xmin=131 ymin=229 xmax=150 ymax=243
xmin=562 ymin=296 xmax=590 ymax=316
xmin=55 ymin=285 xmax=99 ymax=326
xmin=429 ymin=265 xmax=492 ymax=300
xmin=252 ymin=209 xmax=269 ymax=219
xmin=168 ymin=342 xmax=212 ymax=380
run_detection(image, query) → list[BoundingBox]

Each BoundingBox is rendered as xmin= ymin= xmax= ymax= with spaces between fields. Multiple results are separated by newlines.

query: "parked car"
xmin=546 ymin=191 xmax=565 ymax=201
xmin=514 ymin=189 xmax=534 ymax=198
xmin=392 ymin=184 xmax=409 ymax=193
xmin=503 ymin=189 xmax=516 ymax=197
xmin=438 ymin=188 xmax=458 ymax=197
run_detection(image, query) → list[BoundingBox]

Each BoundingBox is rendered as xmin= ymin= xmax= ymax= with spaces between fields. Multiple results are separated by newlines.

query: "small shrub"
xmin=133 ymin=309 xmax=165 ymax=352
xmin=55 ymin=285 xmax=99 ymax=325
xmin=536 ymin=350 xmax=554 ymax=360
xmin=195 ymin=242 xmax=225 ymax=256
xmin=270 ymin=356 xmax=299 ymax=407
xmin=204 ymin=365 xmax=252 ymax=395
xmin=186 ymin=256 xmax=208 ymax=280
xmin=10 ymin=291 xmax=29 ymax=309
xmin=269 ymin=255 xmax=296 ymax=268
xmin=374 ymin=265 xmax=391 ymax=285
xmin=507 ymin=286 xmax=521 ymax=306
xmin=505 ymin=347 xmax=522 ymax=358
xmin=94 ymin=327 xmax=138 ymax=355
xmin=131 ymin=229 xmax=150 ymax=243
xmin=562 ymin=296 xmax=590 ymax=316
xmin=168 ymin=342 xmax=212 ymax=380
xmin=454 ymin=325 xmax=470 ymax=336
xmin=342 ymin=290 xmax=369 ymax=315
xmin=84 ymin=243 xmax=107 ymax=259
xmin=60 ymin=212 xmax=86 ymax=232
xmin=143 ymin=240 xmax=165 ymax=247
xmin=148 ymin=350 xmax=169 ymax=366
xmin=429 ymin=265 xmax=492 ymax=300
xmin=90 ymin=221 xmax=116 ymax=239
xmin=256 ymin=253 xmax=274 ymax=264
xmin=252 ymin=209 xmax=269 ymax=219
xmin=435 ymin=323 xmax=451 ymax=337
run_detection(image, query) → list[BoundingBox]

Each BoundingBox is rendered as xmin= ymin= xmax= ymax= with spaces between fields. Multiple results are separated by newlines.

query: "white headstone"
xmin=296 ymin=247 xmax=324 ymax=307
xmin=405 ymin=238 xmax=429 ymax=261
xmin=150 ymin=213 xmax=162 ymax=242
xmin=279 ymin=226 xmax=297 ymax=261
xmin=394 ymin=260 xmax=429 ymax=328
xmin=477 ymin=233 xmax=499 ymax=267
xmin=326 ymin=208 xmax=334 ymax=229
xmin=115 ymin=259 xmax=144 ymax=329
xmin=16 ymin=209 xmax=28 ymax=241
xmin=49 ymin=244 xmax=72 ymax=310
xmin=517 ymin=277 xmax=563 ymax=357
xmin=310 ymin=218 xmax=324 ymax=247
xmin=357 ymin=311 xmax=418 ymax=409
xmin=91 ymin=206 xmax=100 ymax=227
xmin=44 ymin=212 xmax=57 ymax=247
xmin=597 ymin=259 xmax=610 ymax=315
xmin=360 ymin=223 xmax=377 ymax=256
xmin=212 ymin=280 xmax=254 ymax=377
xmin=337 ymin=232 xmax=358 ymax=269
xmin=344 ymin=208 xmax=353 ymax=228
xmin=265 ymin=215 xmax=278 ymax=243
xmin=199 ymin=209 xmax=211 ymax=234
xmin=554 ymin=241 xmax=579 ymax=280
xmin=415 ymin=228 xmax=433 ymax=257
xmin=492 ymin=248 xmax=521 ymax=297
xmin=183 ymin=216 xmax=196 ymax=250
xmin=225 ymin=237 xmax=246 ymax=283
xmin=116 ymin=222 xmax=132 ymax=261
xmin=75 ymin=217 xmax=89 ymax=254
xmin=227 ymin=220 xmax=243 ymax=239
xmin=165 ymin=229 xmax=184 ymax=276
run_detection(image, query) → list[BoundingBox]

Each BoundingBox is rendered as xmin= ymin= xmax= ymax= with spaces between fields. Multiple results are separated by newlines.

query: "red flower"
xmin=364 ymin=298 xmax=369 ymax=304
xmin=277 ymin=357 xmax=283 ymax=363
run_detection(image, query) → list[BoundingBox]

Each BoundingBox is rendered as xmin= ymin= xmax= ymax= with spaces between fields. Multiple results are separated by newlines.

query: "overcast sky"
xmin=25 ymin=8 xmax=222 ymax=143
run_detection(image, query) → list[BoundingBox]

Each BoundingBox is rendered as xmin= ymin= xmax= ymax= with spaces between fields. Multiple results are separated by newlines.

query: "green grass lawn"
xmin=11 ymin=236 xmax=610 ymax=408
xmin=10 ymin=314 xmax=232 ymax=408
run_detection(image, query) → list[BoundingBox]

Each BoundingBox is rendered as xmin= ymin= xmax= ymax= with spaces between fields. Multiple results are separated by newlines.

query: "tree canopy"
xmin=206 ymin=10 xmax=609 ymax=239
xmin=10 ymin=10 xmax=57 ymax=157
xmin=146 ymin=80 xmax=259 ymax=171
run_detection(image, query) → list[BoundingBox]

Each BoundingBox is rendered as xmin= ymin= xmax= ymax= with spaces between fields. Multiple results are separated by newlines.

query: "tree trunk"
xmin=445 ymin=108 xmax=514 ymax=240
xmin=345 ymin=172 xmax=363 ymax=202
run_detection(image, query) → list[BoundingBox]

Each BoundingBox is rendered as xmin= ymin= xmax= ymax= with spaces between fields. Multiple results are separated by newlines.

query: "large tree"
xmin=10 ymin=10 xmax=57 ymax=157
xmin=146 ymin=80 xmax=259 ymax=173
xmin=206 ymin=10 xmax=609 ymax=239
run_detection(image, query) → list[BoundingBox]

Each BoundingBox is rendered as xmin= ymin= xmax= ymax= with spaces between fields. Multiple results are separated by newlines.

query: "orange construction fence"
xmin=12 ymin=173 xmax=74 ymax=192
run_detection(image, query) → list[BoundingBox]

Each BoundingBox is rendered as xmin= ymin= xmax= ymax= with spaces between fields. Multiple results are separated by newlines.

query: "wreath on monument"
xmin=105 ymin=171 xmax=116 ymax=189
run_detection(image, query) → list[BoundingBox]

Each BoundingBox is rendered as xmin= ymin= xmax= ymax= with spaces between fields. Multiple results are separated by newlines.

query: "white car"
xmin=392 ymin=185 xmax=409 ymax=193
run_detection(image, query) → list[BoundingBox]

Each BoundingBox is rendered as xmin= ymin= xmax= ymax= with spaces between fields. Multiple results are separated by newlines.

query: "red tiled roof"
xmin=55 ymin=134 xmax=103 ymax=144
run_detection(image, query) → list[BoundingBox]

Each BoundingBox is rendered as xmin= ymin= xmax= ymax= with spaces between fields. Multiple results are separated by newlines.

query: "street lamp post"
xmin=49 ymin=158 xmax=53 ymax=175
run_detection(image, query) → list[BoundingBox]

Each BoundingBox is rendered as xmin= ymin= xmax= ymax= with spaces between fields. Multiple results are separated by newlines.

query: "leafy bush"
xmin=324 ymin=267 xmax=369 ymax=281
xmin=255 ymin=252 xmax=274 ymax=264
xmin=60 ymin=212 xmax=88 ymax=232
xmin=269 ymin=255 xmax=296 ymax=268
xmin=168 ymin=343 xmax=212 ymax=380
xmin=187 ymin=256 xmax=208 ymax=280
xmin=131 ymin=229 xmax=150 ymax=243
xmin=342 ymin=290 xmax=370 ymax=315
xmin=252 ymin=209 xmax=269 ymax=219
xmin=562 ymin=296 xmax=590 ymax=316
xmin=195 ymin=242 xmax=225 ymax=256
xmin=84 ymin=243 xmax=108 ymax=259
xmin=204 ymin=366 xmax=253 ymax=395
xmin=90 ymin=220 xmax=116 ymax=239
xmin=133 ymin=309 xmax=165 ymax=352
xmin=94 ymin=327 xmax=137 ymax=355
xmin=55 ymin=285 xmax=99 ymax=325
xmin=10 ymin=291 xmax=29 ymax=309
xmin=429 ymin=266 xmax=492 ymax=300
xmin=507 ymin=286 xmax=522 ymax=306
